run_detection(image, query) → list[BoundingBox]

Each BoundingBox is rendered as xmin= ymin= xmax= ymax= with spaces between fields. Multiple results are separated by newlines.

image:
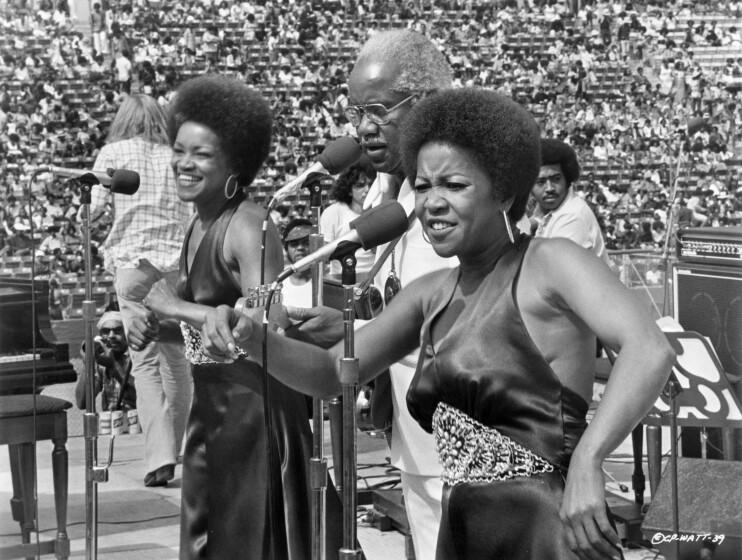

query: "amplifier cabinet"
xmin=672 ymin=262 xmax=742 ymax=380
xmin=676 ymin=226 xmax=742 ymax=267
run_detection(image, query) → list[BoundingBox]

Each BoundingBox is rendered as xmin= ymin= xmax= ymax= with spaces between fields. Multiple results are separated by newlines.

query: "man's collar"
xmin=364 ymin=172 xmax=411 ymax=212
xmin=397 ymin=178 xmax=416 ymax=214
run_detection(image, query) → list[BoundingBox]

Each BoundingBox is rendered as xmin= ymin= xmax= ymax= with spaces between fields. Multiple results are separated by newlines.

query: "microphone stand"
xmin=337 ymin=253 xmax=362 ymax=560
xmin=308 ymin=182 xmax=328 ymax=560
xmin=662 ymin=372 xmax=683 ymax=560
xmin=76 ymin=178 xmax=114 ymax=560
xmin=660 ymin=137 xmax=688 ymax=316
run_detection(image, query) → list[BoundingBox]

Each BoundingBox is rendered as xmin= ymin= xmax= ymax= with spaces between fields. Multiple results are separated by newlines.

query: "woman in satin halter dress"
xmin=130 ymin=75 xmax=341 ymax=559
xmin=200 ymin=88 xmax=674 ymax=560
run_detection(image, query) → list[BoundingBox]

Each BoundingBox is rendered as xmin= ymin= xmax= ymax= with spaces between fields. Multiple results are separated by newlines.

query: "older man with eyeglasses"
xmin=288 ymin=30 xmax=458 ymax=559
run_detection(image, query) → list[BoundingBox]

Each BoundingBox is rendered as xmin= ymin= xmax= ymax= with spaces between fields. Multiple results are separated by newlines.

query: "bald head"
xmin=351 ymin=30 xmax=452 ymax=94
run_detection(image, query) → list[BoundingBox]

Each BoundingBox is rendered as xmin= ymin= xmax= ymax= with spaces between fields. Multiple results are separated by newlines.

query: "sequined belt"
xmin=180 ymin=322 xmax=249 ymax=365
xmin=180 ymin=284 xmax=282 ymax=365
xmin=432 ymin=402 xmax=554 ymax=485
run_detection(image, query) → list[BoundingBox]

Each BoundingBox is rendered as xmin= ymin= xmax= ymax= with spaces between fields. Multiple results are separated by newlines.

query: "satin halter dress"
xmin=407 ymin=236 xmax=590 ymax=560
xmin=176 ymin=199 xmax=342 ymax=559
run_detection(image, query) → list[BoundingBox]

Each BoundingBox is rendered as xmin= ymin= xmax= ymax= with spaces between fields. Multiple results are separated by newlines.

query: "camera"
xmin=94 ymin=335 xmax=110 ymax=351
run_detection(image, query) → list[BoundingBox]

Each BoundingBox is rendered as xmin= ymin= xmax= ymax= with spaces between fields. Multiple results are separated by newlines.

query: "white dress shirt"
xmin=533 ymin=187 xmax=611 ymax=265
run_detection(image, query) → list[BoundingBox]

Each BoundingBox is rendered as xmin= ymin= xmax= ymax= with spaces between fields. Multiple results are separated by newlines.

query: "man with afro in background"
xmin=530 ymin=138 xmax=611 ymax=266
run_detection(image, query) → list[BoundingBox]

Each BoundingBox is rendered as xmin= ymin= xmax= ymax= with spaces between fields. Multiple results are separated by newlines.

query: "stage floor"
xmin=1 ymin=379 xmax=672 ymax=559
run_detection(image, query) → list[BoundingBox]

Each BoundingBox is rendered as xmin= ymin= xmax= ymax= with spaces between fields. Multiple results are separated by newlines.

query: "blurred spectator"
xmin=38 ymin=225 xmax=64 ymax=254
xmin=91 ymin=3 xmax=108 ymax=57
xmin=320 ymin=162 xmax=376 ymax=275
xmin=113 ymin=49 xmax=133 ymax=94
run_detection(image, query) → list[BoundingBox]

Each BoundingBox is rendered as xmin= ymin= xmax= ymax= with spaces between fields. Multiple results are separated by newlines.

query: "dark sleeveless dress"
xmin=407 ymin=236 xmax=590 ymax=560
xmin=177 ymin=199 xmax=342 ymax=559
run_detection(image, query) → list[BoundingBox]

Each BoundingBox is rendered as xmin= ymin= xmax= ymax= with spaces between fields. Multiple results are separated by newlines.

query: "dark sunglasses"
xmin=384 ymin=272 xmax=402 ymax=306
xmin=100 ymin=326 xmax=124 ymax=336
xmin=356 ymin=270 xmax=402 ymax=320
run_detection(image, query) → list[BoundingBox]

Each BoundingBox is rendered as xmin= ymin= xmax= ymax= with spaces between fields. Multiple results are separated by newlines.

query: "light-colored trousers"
xmin=401 ymin=471 xmax=443 ymax=560
xmin=92 ymin=30 xmax=108 ymax=55
xmin=115 ymin=265 xmax=192 ymax=474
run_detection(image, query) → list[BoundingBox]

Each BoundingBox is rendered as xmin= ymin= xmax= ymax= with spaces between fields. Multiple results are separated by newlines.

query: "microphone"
xmin=276 ymin=200 xmax=409 ymax=282
xmin=38 ymin=166 xmax=140 ymax=194
xmin=269 ymin=136 xmax=361 ymax=208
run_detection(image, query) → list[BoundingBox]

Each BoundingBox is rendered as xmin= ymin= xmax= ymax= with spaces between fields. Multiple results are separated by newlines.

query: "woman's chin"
xmin=429 ymin=240 xmax=456 ymax=259
xmin=176 ymin=188 xmax=197 ymax=202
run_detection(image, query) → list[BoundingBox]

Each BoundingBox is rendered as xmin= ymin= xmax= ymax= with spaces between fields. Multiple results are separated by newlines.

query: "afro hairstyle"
xmin=399 ymin=88 xmax=541 ymax=220
xmin=168 ymin=74 xmax=273 ymax=188
xmin=540 ymin=138 xmax=580 ymax=187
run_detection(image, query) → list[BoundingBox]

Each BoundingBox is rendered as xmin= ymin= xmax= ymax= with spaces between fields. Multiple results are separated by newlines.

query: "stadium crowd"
xmin=1 ymin=0 xmax=741 ymax=286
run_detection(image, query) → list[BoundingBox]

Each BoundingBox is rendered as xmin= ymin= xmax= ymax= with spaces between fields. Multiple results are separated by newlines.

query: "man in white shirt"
xmin=114 ymin=49 xmax=133 ymax=94
xmin=531 ymin=138 xmax=611 ymax=267
xmin=280 ymin=218 xmax=313 ymax=309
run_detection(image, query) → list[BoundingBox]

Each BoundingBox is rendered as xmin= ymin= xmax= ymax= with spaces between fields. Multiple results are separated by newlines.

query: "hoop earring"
xmin=502 ymin=210 xmax=515 ymax=245
xmin=421 ymin=228 xmax=431 ymax=244
xmin=224 ymin=174 xmax=239 ymax=200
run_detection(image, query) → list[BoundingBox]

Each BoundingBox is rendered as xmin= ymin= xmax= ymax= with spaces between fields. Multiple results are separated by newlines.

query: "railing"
xmin=608 ymin=249 xmax=672 ymax=319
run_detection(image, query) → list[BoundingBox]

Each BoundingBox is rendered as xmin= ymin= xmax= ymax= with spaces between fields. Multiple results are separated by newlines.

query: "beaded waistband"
xmin=432 ymin=402 xmax=554 ymax=485
xmin=180 ymin=322 xmax=249 ymax=365
xmin=180 ymin=285 xmax=281 ymax=365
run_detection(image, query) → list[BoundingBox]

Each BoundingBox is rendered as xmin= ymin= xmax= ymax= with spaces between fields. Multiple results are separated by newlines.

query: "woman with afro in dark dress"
xmin=132 ymin=75 xmax=342 ymax=559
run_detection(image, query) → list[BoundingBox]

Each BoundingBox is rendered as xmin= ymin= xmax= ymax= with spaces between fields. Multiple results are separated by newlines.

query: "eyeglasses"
xmin=100 ymin=326 xmax=124 ymax=336
xmin=344 ymin=94 xmax=416 ymax=127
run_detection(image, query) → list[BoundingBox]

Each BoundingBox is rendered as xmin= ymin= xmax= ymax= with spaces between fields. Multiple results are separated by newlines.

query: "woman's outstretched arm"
xmin=201 ymin=270 xmax=445 ymax=398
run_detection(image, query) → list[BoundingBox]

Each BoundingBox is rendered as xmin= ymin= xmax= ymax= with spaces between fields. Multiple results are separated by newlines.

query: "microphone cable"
xmin=255 ymin=191 xmax=280 ymax=560
xmin=253 ymin=141 xmax=359 ymax=555
xmin=256 ymin=181 xmax=321 ymax=558
xmin=261 ymin=279 xmax=283 ymax=560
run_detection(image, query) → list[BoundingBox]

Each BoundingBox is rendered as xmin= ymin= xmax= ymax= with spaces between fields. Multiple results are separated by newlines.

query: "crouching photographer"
xmin=75 ymin=311 xmax=138 ymax=433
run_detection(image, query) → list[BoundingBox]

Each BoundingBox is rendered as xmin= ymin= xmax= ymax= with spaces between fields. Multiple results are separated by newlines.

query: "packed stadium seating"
xmin=1 ymin=0 xmax=741 ymax=316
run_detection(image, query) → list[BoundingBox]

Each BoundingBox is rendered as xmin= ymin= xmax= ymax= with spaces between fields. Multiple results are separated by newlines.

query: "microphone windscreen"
xmin=110 ymin=169 xmax=140 ymax=195
xmin=351 ymin=201 xmax=409 ymax=250
xmin=317 ymin=136 xmax=362 ymax=174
